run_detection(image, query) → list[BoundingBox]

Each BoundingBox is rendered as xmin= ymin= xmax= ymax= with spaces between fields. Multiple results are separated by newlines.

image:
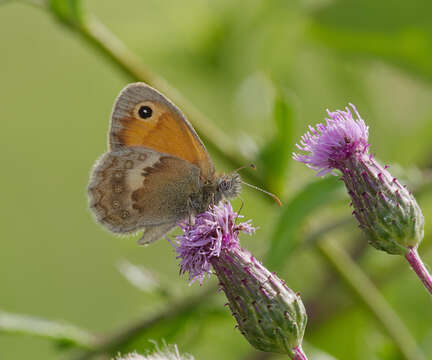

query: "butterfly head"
xmin=217 ymin=172 xmax=242 ymax=200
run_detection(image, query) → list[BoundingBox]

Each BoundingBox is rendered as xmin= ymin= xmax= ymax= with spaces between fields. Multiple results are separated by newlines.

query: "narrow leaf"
xmin=256 ymin=88 xmax=294 ymax=196
xmin=266 ymin=176 xmax=343 ymax=271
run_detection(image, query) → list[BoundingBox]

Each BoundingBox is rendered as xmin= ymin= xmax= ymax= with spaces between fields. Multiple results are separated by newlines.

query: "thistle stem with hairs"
xmin=405 ymin=247 xmax=432 ymax=296
xmin=291 ymin=346 xmax=308 ymax=360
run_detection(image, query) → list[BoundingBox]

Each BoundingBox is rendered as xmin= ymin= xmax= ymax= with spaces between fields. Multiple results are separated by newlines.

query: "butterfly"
xmin=87 ymin=83 xmax=242 ymax=245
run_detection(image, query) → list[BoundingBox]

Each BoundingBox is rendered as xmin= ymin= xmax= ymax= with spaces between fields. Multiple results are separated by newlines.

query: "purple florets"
xmin=293 ymin=103 xmax=369 ymax=176
xmin=173 ymin=202 xmax=255 ymax=284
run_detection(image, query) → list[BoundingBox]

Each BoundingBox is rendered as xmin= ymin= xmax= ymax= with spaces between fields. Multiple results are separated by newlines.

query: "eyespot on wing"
xmin=109 ymin=83 xmax=215 ymax=180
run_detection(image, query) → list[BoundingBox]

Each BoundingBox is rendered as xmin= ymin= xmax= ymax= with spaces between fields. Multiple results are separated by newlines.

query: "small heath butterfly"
xmin=88 ymin=83 xmax=242 ymax=244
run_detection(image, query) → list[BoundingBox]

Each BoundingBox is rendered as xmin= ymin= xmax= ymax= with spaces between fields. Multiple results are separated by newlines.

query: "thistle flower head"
xmin=293 ymin=104 xmax=369 ymax=176
xmin=173 ymin=202 xmax=255 ymax=284
xmin=294 ymin=104 xmax=424 ymax=255
xmin=173 ymin=203 xmax=307 ymax=358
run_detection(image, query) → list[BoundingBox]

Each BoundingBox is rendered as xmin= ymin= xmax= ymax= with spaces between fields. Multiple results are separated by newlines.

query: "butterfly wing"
xmin=88 ymin=147 xmax=201 ymax=235
xmin=109 ymin=82 xmax=215 ymax=180
xmin=138 ymin=223 xmax=176 ymax=245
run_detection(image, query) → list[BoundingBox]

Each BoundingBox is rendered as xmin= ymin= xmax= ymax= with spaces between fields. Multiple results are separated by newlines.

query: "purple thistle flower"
xmin=294 ymin=104 xmax=424 ymax=255
xmin=173 ymin=202 xmax=255 ymax=284
xmin=173 ymin=202 xmax=309 ymax=358
xmin=293 ymin=104 xmax=369 ymax=176
xmin=294 ymin=104 xmax=432 ymax=297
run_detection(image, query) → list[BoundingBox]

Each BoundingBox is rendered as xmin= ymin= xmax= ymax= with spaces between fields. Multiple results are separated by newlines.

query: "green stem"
xmin=0 ymin=311 xmax=96 ymax=350
xmin=317 ymin=240 xmax=425 ymax=360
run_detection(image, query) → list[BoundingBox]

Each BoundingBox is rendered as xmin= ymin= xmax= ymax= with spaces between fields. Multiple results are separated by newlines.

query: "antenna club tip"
xmin=235 ymin=164 xmax=257 ymax=173
xmin=241 ymin=180 xmax=282 ymax=206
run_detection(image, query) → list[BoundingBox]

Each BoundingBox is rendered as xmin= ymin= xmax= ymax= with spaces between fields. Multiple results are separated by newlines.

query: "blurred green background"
xmin=1 ymin=0 xmax=432 ymax=359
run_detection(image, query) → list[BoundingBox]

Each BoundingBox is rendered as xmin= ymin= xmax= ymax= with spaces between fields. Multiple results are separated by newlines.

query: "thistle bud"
xmin=293 ymin=104 xmax=424 ymax=255
xmin=341 ymin=155 xmax=423 ymax=254
xmin=173 ymin=202 xmax=308 ymax=359
xmin=213 ymin=247 xmax=307 ymax=356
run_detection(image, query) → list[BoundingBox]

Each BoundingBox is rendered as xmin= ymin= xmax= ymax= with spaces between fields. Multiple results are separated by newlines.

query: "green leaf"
xmin=308 ymin=0 xmax=432 ymax=82
xmin=266 ymin=176 xmax=343 ymax=271
xmin=49 ymin=0 xmax=83 ymax=27
xmin=256 ymin=88 xmax=294 ymax=196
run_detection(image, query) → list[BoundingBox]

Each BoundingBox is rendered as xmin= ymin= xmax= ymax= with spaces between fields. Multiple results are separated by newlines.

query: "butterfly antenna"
xmin=235 ymin=163 xmax=257 ymax=173
xmin=241 ymin=180 xmax=282 ymax=206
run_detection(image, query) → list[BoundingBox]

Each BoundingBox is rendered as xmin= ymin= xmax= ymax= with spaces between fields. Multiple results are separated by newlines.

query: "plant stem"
xmin=291 ymin=345 xmax=308 ymax=360
xmin=76 ymin=16 xmax=261 ymax=183
xmin=318 ymin=240 xmax=425 ymax=360
xmin=405 ymin=246 xmax=432 ymax=296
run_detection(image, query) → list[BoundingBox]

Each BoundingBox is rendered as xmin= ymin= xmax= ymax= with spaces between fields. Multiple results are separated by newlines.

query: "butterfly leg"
xmin=186 ymin=197 xmax=194 ymax=225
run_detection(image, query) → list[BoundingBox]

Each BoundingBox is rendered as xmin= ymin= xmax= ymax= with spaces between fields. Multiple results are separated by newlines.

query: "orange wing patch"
xmin=118 ymin=108 xmax=205 ymax=170
xmin=109 ymin=83 xmax=214 ymax=180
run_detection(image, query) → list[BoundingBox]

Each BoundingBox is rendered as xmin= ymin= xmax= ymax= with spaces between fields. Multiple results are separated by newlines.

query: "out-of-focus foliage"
xmin=309 ymin=0 xmax=432 ymax=82
xmin=1 ymin=0 xmax=432 ymax=360
xmin=49 ymin=0 xmax=82 ymax=27
xmin=267 ymin=177 xmax=343 ymax=271
xmin=256 ymin=87 xmax=294 ymax=196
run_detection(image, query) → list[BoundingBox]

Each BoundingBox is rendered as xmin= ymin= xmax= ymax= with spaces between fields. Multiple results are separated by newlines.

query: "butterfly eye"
xmin=220 ymin=179 xmax=231 ymax=191
xmin=138 ymin=105 xmax=153 ymax=119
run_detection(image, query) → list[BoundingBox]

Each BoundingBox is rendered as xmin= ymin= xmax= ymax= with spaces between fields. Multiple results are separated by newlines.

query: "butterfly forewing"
xmin=109 ymin=83 xmax=215 ymax=180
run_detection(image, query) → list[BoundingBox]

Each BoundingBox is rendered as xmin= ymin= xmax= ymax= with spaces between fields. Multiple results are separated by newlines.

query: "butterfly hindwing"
xmin=138 ymin=223 xmax=177 ymax=245
xmin=88 ymin=147 xmax=201 ymax=234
